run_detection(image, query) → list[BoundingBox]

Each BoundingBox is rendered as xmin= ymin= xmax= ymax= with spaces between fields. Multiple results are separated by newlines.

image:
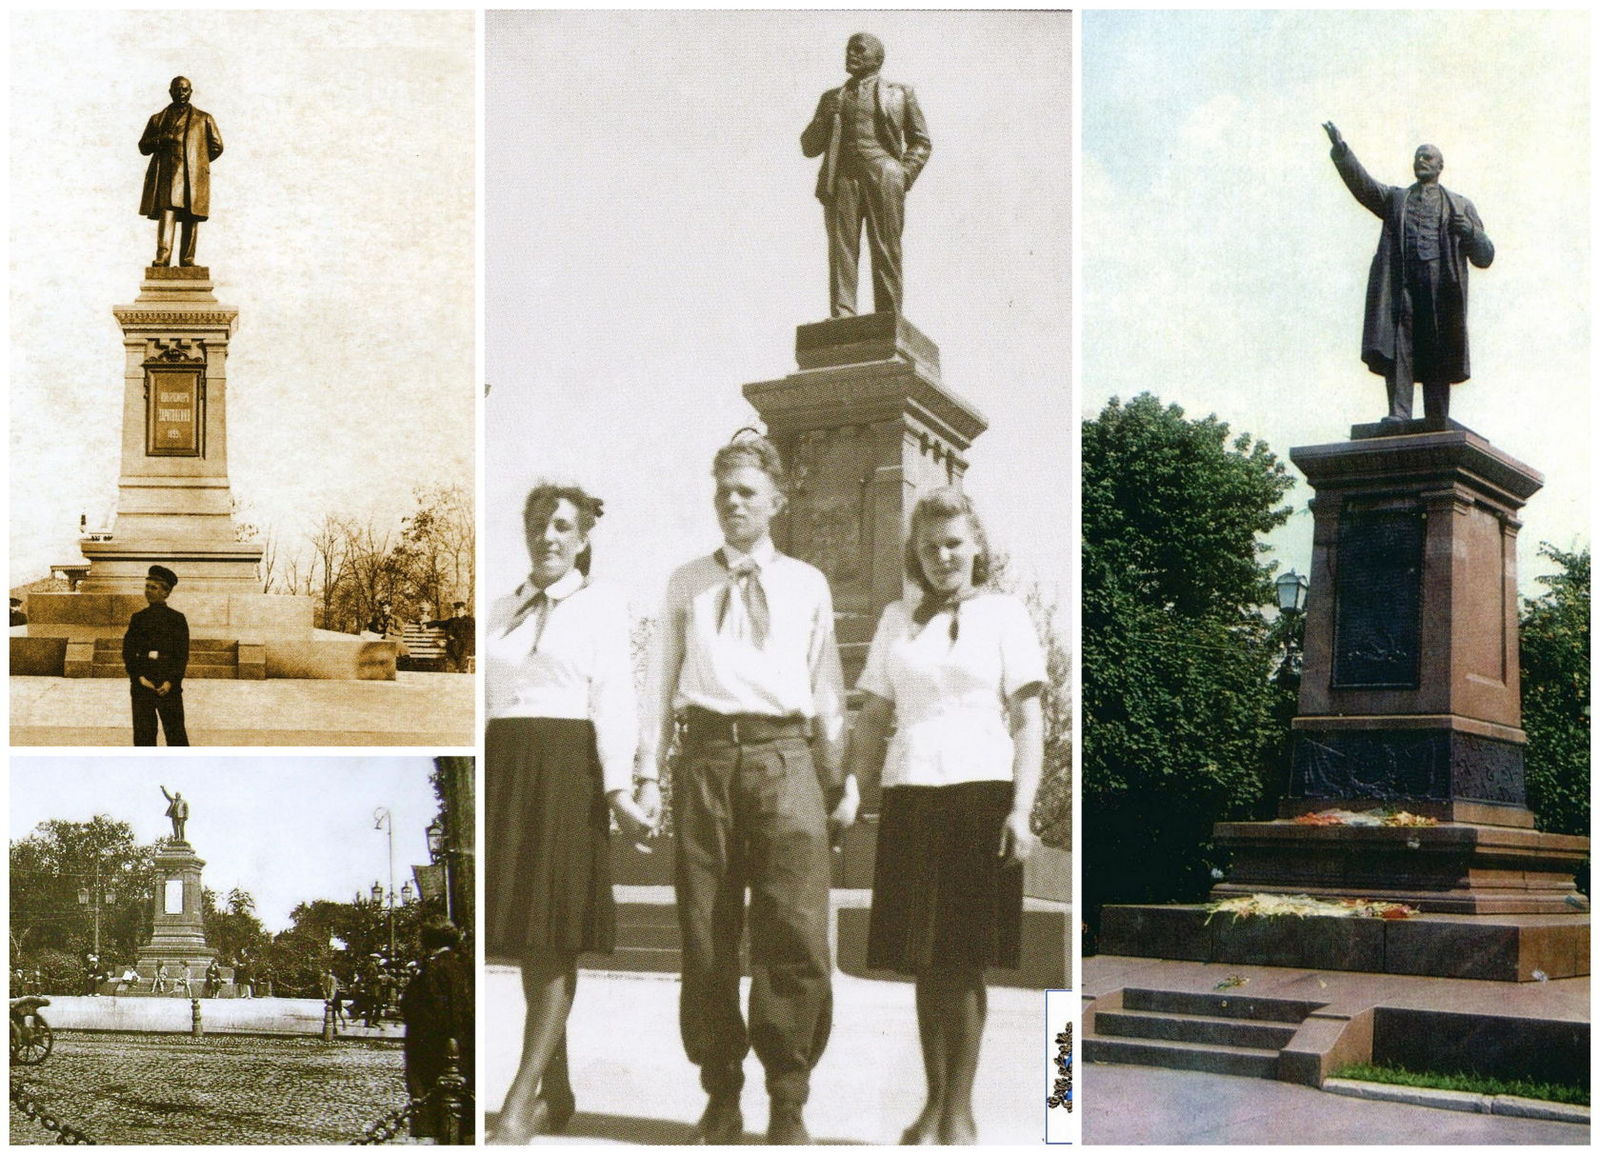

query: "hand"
xmin=1448 ymin=216 xmax=1475 ymax=239
xmin=999 ymin=810 xmax=1037 ymax=868
xmin=607 ymin=790 xmax=650 ymax=842
xmin=1322 ymin=121 xmax=1344 ymax=149
xmin=139 ymin=676 xmax=157 ymax=691
xmin=156 ymin=681 xmax=172 ymax=697
xmin=827 ymin=776 xmax=860 ymax=847
xmin=634 ymin=779 xmax=663 ymax=832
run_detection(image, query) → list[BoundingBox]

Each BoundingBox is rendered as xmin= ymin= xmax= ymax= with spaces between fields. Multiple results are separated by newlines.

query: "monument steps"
xmin=1084 ymin=988 xmax=1319 ymax=1080
xmin=89 ymin=636 xmax=239 ymax=679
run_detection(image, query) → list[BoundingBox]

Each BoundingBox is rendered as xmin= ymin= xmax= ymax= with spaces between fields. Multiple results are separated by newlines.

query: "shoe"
xmin=696 ymin=1094 xmax=743 ymax=1144
xmin=767 ymin=1102 xmax=810 ymax=1146
xmin=490 ymin=1098 xmax=548 ymax=1145
xmin=540 ymin=1089 xmax=576 ymax=1134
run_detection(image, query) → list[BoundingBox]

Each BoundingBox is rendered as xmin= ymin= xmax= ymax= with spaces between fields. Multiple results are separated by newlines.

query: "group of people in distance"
xmin=486 ymin=433 xmax=1046 ymax=1145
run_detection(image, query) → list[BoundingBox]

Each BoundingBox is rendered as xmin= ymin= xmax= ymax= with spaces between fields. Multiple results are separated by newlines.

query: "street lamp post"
xmin=76 ymin=855 xmax=117 ymax=956
xmin=1275 ymin=568 xmax=1310 ymax=681
xmin=373 ymin=808 xmax=396 ymax=959
xmin=426 ymin=818 xmax=452 ymax=924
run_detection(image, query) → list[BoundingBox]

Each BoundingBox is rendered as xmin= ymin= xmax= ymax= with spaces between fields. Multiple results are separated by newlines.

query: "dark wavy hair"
xmin=903 ymin=487 xmax=993 ymax=594
xmin=711 ymin=432 xmax=788 ymax=494
xmin=524 ymin=482 xmax=604 ymax=576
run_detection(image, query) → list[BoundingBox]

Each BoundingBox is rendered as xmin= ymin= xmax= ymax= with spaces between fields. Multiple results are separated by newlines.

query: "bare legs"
xmin=491 ymin=952 xmax=576 ymax=1143
xmin=902 ymin=964 xmax=986 ymax=1145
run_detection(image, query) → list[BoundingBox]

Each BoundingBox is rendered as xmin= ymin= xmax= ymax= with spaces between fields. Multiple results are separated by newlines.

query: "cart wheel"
xmin=14 ymin=1015 xmax=53 ymax=1065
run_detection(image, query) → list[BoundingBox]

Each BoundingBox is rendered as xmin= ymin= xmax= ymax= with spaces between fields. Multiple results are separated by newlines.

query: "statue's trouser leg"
xmin=1422 ymin=380 xmax=1449 ymax=421
xmin=1387 ymin=281 xmax=1416 ymax=420
xmin=179 ymin=221 xmax=199 ymax=267
xmin=827 ymin=173 xmax=867 ymax=317
xmin=861 ymin=156 xmax=905 ymax=316
xmin=155 ymin=210 xmax=178 ymax=266
xmin=1408 ymin=259 xmax=1446 ymax=421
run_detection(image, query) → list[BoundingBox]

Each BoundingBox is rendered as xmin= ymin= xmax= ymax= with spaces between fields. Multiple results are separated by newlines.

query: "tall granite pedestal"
xmin=13 ymin=267 xmax=397 ymax=681
xmin=1102 ymin=422 xmax=1588 ymax=981
xmin=134 ymin=840 xmax=219 ymax=986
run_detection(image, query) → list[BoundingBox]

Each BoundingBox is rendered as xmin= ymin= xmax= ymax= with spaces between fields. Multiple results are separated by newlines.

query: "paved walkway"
xmin=480 ymin=966 xmax=1055 ymax=1144
xmin=10 ymin=1031 xmax=407 ymax=1145
xmin=9 ymin=672 xmax=473 ymax=746
xmin=1083 ymin=1063 xmax=1589 ymax=1144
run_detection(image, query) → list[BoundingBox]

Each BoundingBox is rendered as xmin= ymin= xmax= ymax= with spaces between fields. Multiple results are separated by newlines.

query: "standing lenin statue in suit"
xmin=161 ymin=786 xmax=190 ymax=842
xmin=139 ymin=76 xmax=223 ymax=268
xmin=801 ymin=34 xmax=931 ymax=318
xmin=1324 ymin=123 xmax=1494 ymax=423
xmin=124 ymin=565 xmax=190 ymax=746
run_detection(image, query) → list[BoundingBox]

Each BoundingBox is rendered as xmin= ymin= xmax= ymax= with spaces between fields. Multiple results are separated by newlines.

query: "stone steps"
xmin=89 ymin=637 xmax=240 ymax=679
xmin=1086 ymin=987 xmax=1320 ymax=1081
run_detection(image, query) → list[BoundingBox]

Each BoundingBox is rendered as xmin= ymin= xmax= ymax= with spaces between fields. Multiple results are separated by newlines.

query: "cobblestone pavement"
xmin=10 ymin=1032 xmax=411 ymax=1145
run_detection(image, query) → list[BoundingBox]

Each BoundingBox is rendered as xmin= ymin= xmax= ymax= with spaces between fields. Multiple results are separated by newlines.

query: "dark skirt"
xmin=485 ymin=717 xmax=615 ymax=957
xmin=867 ymin=780 xmax=1023 ymax=973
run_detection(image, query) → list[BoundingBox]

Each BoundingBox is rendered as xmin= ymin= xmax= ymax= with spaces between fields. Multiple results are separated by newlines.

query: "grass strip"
xmin=1331 ymin=1062 xmax=1589 ymax=1107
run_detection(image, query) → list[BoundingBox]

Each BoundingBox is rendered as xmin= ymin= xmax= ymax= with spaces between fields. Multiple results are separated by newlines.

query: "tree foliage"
xmin=1082 ymin=394 xmax=1294 ymax=936
xmin=1520 ymin=545 xmax=1589 ymax=843
xmin=9 ymin=817 xmax=156 ymax=966
xmin=272 ymin=484 xmax=475 ymax=634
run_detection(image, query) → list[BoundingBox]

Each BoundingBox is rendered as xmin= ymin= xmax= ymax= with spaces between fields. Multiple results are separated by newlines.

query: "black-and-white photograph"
xmin=8 ymin=10 xmax=476 ymax=747
xmin=8 ymin=755 xmax=474 ymax=1144
xmin=484 ymin=10 xmax=1072 ymax=1145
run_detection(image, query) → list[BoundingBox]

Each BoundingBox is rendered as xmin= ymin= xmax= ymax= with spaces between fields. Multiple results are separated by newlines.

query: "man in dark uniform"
xmin=367 ymin=599 xmax=397 ymax=637
xmin=401 ymin=920 xmax=475 ymax=1142
xmin=425 ymin=601 xmax=476 ymax=672
xmin=123 ymin=564 xmax=190 ymax=746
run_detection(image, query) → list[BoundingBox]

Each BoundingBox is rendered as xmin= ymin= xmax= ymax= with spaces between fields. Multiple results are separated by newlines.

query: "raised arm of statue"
xmin=1326 ymin=127 xmax=1390 ymax=220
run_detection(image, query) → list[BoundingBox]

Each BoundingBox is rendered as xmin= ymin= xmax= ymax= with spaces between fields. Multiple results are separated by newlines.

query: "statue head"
xmin=845 ymin=34 xmax=885 ymax=78
xmin=168 ymin=77 xmax=192 ymax=105
xmin=1413 ymin=144 xmax=1443 ymax=184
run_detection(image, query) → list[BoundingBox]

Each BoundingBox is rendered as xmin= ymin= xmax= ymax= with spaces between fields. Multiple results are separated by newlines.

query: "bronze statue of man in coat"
xmin=139 ymin=76 xmax=224 ymax=268
xmin=802 ymin=34 xmax=931 ymax=318
xmin=1324 ymin=122 xmax=1494 ymax=423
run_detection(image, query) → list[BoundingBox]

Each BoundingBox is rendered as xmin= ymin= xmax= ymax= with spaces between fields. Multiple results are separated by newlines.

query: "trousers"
xmin=132 ymin=684 xmax=189 ymax=746
xmin=825 ymin=154 xmax=906 ymax=317
xmin=674 ymin=730 xmax=833 ymax=1104
xmin=1385 ymin=257 xmax=1450 ymax=421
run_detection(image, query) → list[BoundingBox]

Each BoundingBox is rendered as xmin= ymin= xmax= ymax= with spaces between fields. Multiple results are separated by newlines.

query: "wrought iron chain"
xmin=10 ymin=1081 xmax=99 ymax=1144
xmin=356 ymin=1083 xmax=477 ymax=1144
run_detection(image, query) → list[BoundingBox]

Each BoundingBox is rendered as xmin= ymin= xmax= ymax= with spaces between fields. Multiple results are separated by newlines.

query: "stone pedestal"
xmin=82 ymin=267 xmax=263 ymax=593
xmin=135 ymin=841 xmax=219 ymax=981
xmin=741 ymin=313 xmax=987 ymax=688
xmin=1208 ymin=422 xmax=1589 ymax=927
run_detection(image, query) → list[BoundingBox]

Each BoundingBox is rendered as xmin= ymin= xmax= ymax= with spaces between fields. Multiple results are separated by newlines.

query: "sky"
xmin=485 ymin=10 xmax=1072 ymax=617
xmin=8 ymin=10 xmax=475 ymax=590
xmin=1082 ymin=10 xmax=1590 ymax=596
xmin=10 ymin=756 xmax=445 ymax=934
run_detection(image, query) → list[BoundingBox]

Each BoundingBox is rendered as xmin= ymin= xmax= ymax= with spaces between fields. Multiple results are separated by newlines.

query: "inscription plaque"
xmin=164 ymin=878 xmax=184 ymax=915
xmin=1332 ymin=506 xmax=1423 ymax=687
xmin=147 ymin=368 xmax=202 ymax=457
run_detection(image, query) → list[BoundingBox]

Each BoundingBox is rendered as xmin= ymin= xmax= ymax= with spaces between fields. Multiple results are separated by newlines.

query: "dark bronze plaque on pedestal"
xmin=1332 ymin=506 xmax=1423 ymax=687
xmin=146 ymin=367 xmax=203 ymax=457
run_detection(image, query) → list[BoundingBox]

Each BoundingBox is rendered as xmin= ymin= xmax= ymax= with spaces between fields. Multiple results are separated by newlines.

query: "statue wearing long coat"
xmin=139 ymin=103 xmax=223 ymax=222
xmin=1330 ymin=142 xmax=1494 ymax=385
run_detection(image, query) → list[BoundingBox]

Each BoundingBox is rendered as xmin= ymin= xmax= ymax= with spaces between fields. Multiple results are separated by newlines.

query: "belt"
xmin=683 ymin=707 xmax=811 ymax=746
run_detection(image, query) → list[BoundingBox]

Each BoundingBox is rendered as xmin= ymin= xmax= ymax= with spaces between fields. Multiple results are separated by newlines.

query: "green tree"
xmin=1082 ymin=394 xmax=1294 ymax=940
xmin=1520 ymin=545 xmax=1589 ymax=848
xmin=10 ymin=817 xmax=156 ymax=967
xmin=202 ymin=886 xmax=271 ymax=967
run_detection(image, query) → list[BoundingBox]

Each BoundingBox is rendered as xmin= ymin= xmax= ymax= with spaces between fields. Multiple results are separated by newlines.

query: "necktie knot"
xmin=718 ymin=556 xmax=770 ymax=648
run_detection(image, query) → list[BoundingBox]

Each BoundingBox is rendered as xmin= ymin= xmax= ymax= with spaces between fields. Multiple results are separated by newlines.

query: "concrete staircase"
xmin=1085 ymin=988 xmax=1323 ymax=1079
xmin=89 ymin=636 xmax=241 ymax=679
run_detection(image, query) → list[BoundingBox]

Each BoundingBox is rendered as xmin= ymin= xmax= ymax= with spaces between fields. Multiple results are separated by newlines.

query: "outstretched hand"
xmin=827 ymin=776 xmax=860 ymax=848
xmin=1322 ymin=121 xmax=1344 ymax=149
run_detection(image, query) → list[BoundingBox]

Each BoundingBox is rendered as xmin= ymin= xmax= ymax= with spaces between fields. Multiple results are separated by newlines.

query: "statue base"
xmin=135 ymin=841 xmax=219 ymax=978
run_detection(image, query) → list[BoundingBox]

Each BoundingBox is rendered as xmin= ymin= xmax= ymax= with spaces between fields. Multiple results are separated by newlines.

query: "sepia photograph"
xmin=9 ymin=755 xmax=474 ymax=1144
xmin=8 ymin=10 xmax=476 ymax=747
xmin=1078 ymin=10 xmax=1589 ymax=1144
xmin=483 ymin=9 xmax=1072 ymax=1145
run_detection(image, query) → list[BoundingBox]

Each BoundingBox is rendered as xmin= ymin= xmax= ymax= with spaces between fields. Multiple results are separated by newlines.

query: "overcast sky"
xmin=10 ymin=756 xmax=444 ymax=935
xmin=485 ymin=10 xmax=1072 ymax=617
xmin=1082 ymin=10 xmax=1589 ymax=595
xmin=9 ymin=10 xmax=475 ymax=590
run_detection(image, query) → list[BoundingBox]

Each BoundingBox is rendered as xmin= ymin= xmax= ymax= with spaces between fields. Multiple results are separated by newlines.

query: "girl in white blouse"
xmin=486 ymin=484 xmax=652 ymax=1143
xmin=844 ymin=487 xmax=1046 ymax=1145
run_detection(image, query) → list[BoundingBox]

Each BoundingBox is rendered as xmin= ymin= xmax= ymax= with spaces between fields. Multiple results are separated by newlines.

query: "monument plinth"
xmin=135 ymin=840 xmax=219 ymax=980
xmin=742 ymin=313 xmax=987 ymax=686
xmin=81 ymin=267 xmax=262 ymax=593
